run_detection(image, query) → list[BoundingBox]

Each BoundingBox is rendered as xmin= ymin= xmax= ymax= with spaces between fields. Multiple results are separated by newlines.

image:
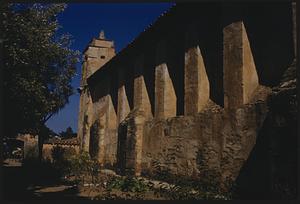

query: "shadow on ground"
xmin=2 ymin=162 xmax=88 ymax=200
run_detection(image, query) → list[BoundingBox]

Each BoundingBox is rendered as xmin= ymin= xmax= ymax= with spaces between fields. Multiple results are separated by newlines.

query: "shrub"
xmin=151 ymin=169 xmax=233 ymax=200
xmin=51 ymin=146 xmax=65 ymax=163
xmin=107 ymin=176 xmax=149 ymax=193
xmin=49 ymin=146 xmax=76 ymax=177
xmin=24 ymin=145 xmax=39 ymax=160
xmin=67 ymin=151 xmax=101 ymax=184
xmin=64 ymin=147 xmax=77 ymax=159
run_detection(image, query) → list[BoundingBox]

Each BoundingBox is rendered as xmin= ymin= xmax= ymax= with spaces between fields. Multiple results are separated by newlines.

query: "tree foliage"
xmin=59 ymin=126 xmax=75 ymax=138
xmin=1 ymin=3 xmax=80 ymax=137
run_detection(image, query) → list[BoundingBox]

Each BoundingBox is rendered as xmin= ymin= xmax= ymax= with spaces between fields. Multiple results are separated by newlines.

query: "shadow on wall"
xmin=220 ymin=2 xmax=294 ymax=87
xmin=234 ymin=68 xmax=297 ymax=199
xmin=89 ymin=2 xmax=295 ymax=116
xmin=234 ymin=114 xmax=275 ymax=199
xmin=110 ymin=69 xmax=119 ymax=113
xmin=89 ymin=119 xmax=100 ymax=159
xmin=242 ymin=2 xmax=295 ymax=86
xmin=90 ymin=62 xmax=134 ymax=114
xmin=193 ymin=3 xmax=224 ymax=107
xmin=166 ymin=31 xmax=185 ymax=116
xmin=143 ymin=45 xmax=156 ymax=116
xmin=116 ymin=122 xmax=128 ymax=175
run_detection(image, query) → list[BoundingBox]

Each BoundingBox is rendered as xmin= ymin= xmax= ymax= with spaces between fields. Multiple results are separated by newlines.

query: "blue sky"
xmin=46 ymin=3 xmax=174 ymax=134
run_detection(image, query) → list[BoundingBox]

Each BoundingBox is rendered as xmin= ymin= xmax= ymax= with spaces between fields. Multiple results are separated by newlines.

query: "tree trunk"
xmin=37 ymin=124 xmax=47 ymax=162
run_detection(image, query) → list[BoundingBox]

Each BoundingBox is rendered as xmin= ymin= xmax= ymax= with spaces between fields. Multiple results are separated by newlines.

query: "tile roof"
xmin=44 ymin=137 xmax=79 ymax=146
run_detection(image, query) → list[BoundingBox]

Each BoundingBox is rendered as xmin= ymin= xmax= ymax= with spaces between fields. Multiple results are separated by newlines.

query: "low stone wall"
xmin=23 ymin=134 xmax=39 ymax=160
xmin=42 ymin=144 xmax=80 ymax=162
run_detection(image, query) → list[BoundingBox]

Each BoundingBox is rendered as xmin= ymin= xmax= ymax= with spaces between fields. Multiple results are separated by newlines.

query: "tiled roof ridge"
xmin=44 ymin=137 xmax=79 ymax=145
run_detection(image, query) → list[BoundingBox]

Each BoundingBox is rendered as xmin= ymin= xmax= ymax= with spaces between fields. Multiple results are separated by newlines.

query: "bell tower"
xmin=83 ymin=30 xmax=116 ymax=78
xmin=78 ymin=31 xmax=116 ymax=152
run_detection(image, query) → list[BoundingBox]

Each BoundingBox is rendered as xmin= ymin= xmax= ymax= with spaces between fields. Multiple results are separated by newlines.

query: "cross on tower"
xmin=99 ymin=30 xmax=105 ymax=39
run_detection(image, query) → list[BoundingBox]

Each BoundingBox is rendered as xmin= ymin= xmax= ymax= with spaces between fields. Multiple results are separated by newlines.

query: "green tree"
xmin=60 ymin=126 xmax=75 ymax=138
xmin=1 ymin=3 xmax=80 ymax=159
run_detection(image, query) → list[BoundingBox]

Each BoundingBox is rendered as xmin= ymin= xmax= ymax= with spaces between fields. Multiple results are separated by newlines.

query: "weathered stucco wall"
xmin=23 ymin=134 xmax=39 ymax=160
xmin=42 ymin=144 xmax=80 ymax=162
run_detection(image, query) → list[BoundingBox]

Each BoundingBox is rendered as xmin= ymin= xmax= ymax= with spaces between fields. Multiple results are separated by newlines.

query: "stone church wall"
xmin=78 ymin=2 xmax=296 ymax=193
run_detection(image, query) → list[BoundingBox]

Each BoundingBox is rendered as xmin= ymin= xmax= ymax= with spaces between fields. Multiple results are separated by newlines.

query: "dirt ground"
xmin=2 ymin=159 xmax=86 ymax=200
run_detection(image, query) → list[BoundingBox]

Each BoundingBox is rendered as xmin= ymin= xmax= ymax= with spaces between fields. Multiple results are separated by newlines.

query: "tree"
xmin=59 ymin=126 xmax=75 ymax=139
xmin=1 ymin=3 xmax=80 ymax=158
xmin=43 ymin=126 xmax=58 ymax=139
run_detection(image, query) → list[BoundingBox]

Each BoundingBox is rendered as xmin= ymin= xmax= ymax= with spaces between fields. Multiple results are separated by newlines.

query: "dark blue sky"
xmin=46 ymin=3 xmax=174 ymax=134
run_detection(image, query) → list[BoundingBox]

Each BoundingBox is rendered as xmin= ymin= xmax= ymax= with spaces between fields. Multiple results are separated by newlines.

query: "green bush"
xmin=67 ymin=151 xmax=101 ymax=184
xmin=64 ymin=147 xmax=77 ymax=159
xmin=51 ymin=146 xmax=65 ymax=162
xmin=107 ymin=176 xmax=149 ymax=193
xmin=24 ymin=145 xmax=39 ymax=160
xmin=51 ymin=146 xmax=73 ymax=176
xmin=151 ymin=169 xmax=233 ymax=200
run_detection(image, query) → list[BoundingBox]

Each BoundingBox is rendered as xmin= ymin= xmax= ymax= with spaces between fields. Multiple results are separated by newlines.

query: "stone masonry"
xmin=78 ymin=2 xmax=297 ymax=190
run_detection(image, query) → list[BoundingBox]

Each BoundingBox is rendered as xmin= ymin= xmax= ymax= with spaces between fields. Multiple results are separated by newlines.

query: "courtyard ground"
xmin=2 ymin=158 xmax=231 ymax=200
xmin=2 ymin=159 xmax=168 ymax=200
